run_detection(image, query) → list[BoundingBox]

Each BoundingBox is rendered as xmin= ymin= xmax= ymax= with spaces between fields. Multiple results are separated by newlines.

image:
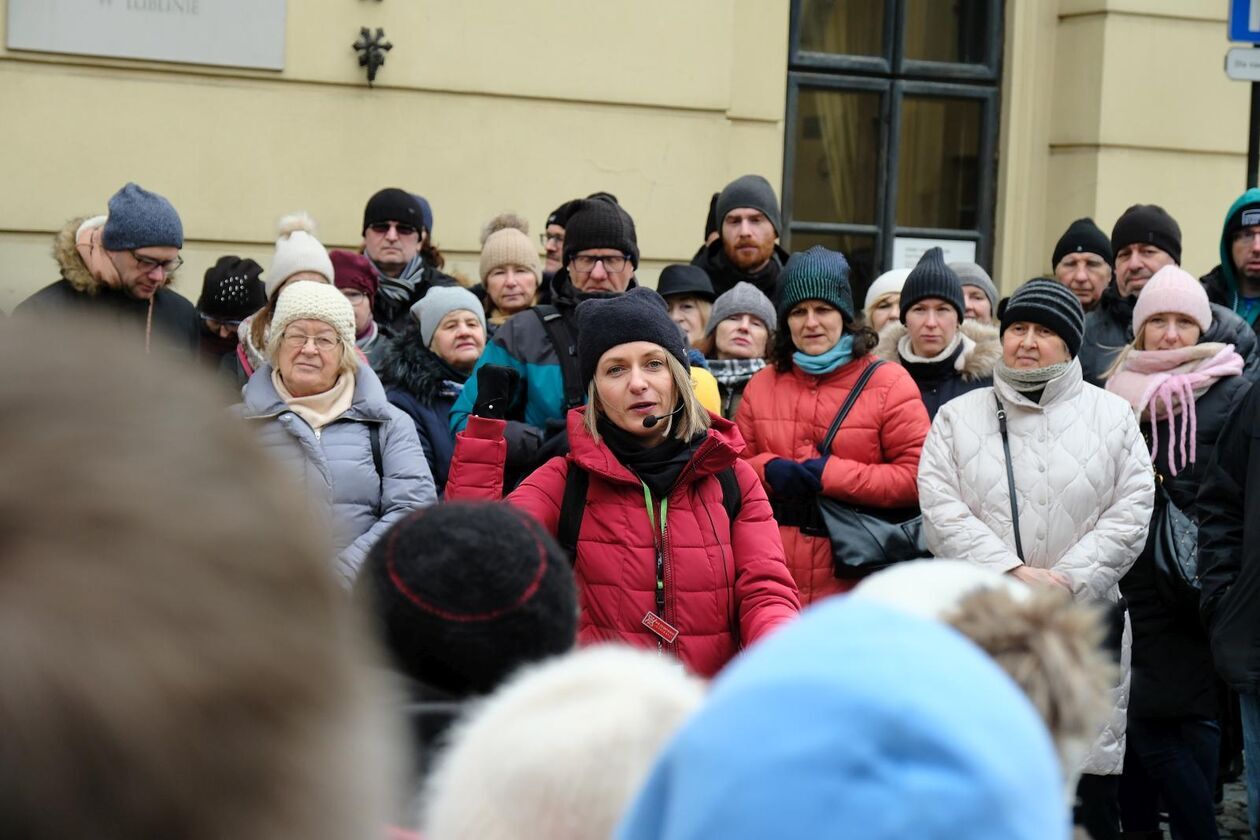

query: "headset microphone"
xmin=642 ymin=402 xmax=685 ymax=429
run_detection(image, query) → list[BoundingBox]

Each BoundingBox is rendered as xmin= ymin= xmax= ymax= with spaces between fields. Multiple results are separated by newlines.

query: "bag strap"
xmin=556 ymin=463 xmax=742 ymax=563
xmin=533 ymin=305 xmax=584 ymax=410
xmin=368 ymin=422 xmax=384 ymax=517
xmin=557 ymin=461 xmax=589 ymax=562
xmin=995 ymin=394 xmax=1024 ymax=562
xmin=819 ymin=359 xmax=884 ymax=454
xmin=716 ymin=465 xmax=742 ymax=526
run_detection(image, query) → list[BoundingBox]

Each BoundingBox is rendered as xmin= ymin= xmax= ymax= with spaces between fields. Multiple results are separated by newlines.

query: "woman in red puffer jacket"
xmin=446 ymin=287 xmax=800 ymax=678
xmin=736 ymin=247 xmax=930 ymax=604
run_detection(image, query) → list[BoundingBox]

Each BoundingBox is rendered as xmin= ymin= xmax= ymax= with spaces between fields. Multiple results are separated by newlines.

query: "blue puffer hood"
xmin=615 ymin=598 xmax=1067 ymax=840
xmin=1218 ymin=187 xmax=1260 ymax=306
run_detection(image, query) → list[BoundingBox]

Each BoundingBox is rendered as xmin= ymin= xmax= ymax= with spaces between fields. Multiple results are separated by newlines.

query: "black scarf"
xmin=596 ymin=415 xmax=700 ymax=498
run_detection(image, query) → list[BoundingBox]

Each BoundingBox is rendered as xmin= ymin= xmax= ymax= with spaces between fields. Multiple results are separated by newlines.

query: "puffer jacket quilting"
xmin=918 ymin=359 xmax=1154 ymax=775
xmin=444 ymin=409 xmax=801 ymax=678
xmin=734 ymin=355 xmax=930 ymax=604
xmin=238 ymin=362 xmax=436 ymax=583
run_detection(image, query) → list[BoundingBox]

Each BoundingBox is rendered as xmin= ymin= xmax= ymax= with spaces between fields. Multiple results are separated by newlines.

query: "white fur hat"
xmin=422 ymin=645 xmax=705 ymax=840
xmin=270 ymin=281 xmax=356 ymax=350
xmin=266 ymin=213 xmax=335 ymax=297
xmin=863 ymin=268 xmax=912 ymax=311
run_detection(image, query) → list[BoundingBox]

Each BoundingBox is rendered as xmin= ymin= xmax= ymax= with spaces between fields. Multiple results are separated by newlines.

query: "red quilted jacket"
xmin=734 ymin=355 xmax=929 ymax=604
xmin=445 ymin=410 xmax=801 ymax=678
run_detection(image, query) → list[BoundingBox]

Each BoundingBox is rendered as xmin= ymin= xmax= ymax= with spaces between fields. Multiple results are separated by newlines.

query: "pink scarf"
xmin=1106 ymin=342 xmax=1244 ymax=475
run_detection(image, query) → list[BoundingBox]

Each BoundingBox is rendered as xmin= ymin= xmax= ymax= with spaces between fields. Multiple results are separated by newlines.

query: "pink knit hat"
xmin=1131 ymin=265 xmax=1212 ymax=334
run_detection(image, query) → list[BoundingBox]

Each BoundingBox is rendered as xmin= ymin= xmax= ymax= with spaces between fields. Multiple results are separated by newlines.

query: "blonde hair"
xmin=863 ymin=292 xmax=900 ymax=328
xmin=584 ymin=352 xmax=710 ymax=444
xmin=265 ymin=329 xmax=360 ymax=378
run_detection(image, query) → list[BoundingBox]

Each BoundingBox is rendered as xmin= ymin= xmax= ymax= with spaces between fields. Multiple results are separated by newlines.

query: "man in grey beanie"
xmin=692 ymin=174 xmax=790 ymax=300
xmin=17 ymin=183 xmax=198 ymax=352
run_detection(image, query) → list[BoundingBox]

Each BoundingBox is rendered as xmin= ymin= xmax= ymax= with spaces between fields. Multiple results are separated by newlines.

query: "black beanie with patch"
xmin=576 ymin=286 xmax=689 ymax=390
xmin=356 ymin=502 xmax=578 ymax=697
xmin=898 ymin=247 xmax=965 ymax=324
xmin=1052 ymin=217 xmax=1113 ymax=270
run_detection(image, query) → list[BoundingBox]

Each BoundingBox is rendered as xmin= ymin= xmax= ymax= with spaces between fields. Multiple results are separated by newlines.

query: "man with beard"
xmin=1203 ymin=189 xmax=1260 ymax=336
xmin=450 ymin=196 xmax=639 ymax=479
xmin=692 ymin=175 xmax=790 ymax=299
xmin=17 ymin=183 xmax=199 ymax=353
xmin=360 ymin=188 xmax=456 ymax=333
xmin=1078 ymin=204 xmax=1259 ymax=384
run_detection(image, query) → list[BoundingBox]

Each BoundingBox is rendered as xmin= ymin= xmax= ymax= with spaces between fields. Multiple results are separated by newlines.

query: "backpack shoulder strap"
xmin=556 ymin=460 xmax=589 ymax=563
xmin=716 ymin=465 xmax=742 ymax=531
xmin=533 ymin=305 xmax=584 ymax=409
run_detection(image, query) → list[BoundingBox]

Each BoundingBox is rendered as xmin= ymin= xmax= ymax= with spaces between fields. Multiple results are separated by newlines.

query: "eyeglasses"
xmin=282 ymin=331 xmax=340 ymax=352
xmin=200 ymin=313 xmax=243 ymax=329
xmin=540 ymin=232 xmax=564 ymax=246
xmin=570 ymin=254 xmax=629 ymax=274
xmin=131 ymin=251 xmax=183 ymax=274
xmin=1233 ymin=226 xmax=1260 ymax=244
xmin=367 ymin=221 xmax=419 ymax=237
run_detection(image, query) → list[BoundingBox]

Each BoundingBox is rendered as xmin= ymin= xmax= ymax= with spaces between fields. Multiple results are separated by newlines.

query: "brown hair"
xmin=0 ymin=315 xmax=401 ymax=840
xmin=770 ymin=321 xmax=878 ymax=373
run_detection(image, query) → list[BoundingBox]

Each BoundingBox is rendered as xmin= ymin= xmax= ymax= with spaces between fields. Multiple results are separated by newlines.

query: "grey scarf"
xmin=375 ymin=253 xmax=427 ymax=306
xmin=994 ymin=360 xmax=1072 ymax=393
xmin=708 ymin=357 xmax=766 ymax=387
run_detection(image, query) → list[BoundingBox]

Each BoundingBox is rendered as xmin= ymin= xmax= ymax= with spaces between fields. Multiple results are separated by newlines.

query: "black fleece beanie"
xmin=1110 ymin=204 xmax=1182 ymax=265
xmin=1052 ymin=218 xmax=1113 ymax=270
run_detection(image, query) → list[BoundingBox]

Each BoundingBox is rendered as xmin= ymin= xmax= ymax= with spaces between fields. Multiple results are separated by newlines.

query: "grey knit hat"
xmin=576 ymin=287 xmax=689 ymax=390
xmin=1000 ymin=278 xmax=1085 ymax=358
xmin=950 ymin=262 xmax=998 ymax=312
xmin=705 ymin=282 xmax=776 ymax=338
xmin=716 ymin=175 xmax=782 ymax=235
xmin=900 ymin=248 xmax=964 ymax=324
xmin=776 ymin=246 xmax=855 ymax=322
xmin=102 ymin=183 xmax=184 ymax=251
xmin=412 ymin=286 xmax=487 ymax=348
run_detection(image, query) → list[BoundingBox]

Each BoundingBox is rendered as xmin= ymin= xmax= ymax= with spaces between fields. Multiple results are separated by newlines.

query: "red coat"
xmin=734 ymin=355 xmax=929 ymax=603
xmin=445 ymin=410 xmax=801 ymax=678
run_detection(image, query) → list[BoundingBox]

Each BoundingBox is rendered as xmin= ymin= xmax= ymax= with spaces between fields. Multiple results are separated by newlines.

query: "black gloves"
xmin=472 ymin=365 xmax=520 ymax=420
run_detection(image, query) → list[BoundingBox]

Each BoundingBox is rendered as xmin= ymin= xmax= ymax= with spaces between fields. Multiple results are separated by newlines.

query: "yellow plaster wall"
xmin=0 ymin=0 xmax=789 ymax=312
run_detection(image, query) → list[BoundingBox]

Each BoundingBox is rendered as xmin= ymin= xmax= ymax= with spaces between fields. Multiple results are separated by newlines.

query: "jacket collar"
xmin=240 ymin=360 xmax=394 ymax=423
xmin=993 ymin=358 xmax=1084 ymax=410
xmin=564 ymin=406 xmax=741 ymax=487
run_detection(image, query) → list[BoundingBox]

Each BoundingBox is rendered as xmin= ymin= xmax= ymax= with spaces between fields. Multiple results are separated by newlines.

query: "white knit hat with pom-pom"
xmin=422 ymin=645 xmax=705 ymax=840
xmin=266 ymin=212 xmax=334 ymax=297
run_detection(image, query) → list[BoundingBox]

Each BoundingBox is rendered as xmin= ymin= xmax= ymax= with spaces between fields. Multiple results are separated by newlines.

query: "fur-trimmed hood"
xmin=53 ymin=215 xmax=179 ymax=296
xmin=875 ymin=318 xmax=1001 ymax=382
xmin=376 ymin=323 xmax=468 ymax=404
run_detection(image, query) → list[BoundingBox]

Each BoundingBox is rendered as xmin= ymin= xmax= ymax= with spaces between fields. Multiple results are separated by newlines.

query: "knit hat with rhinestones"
xmin=196 ymin=256 xmax=265 ymax=321
xmin=775 ymin=246 xmax=855 ymax=322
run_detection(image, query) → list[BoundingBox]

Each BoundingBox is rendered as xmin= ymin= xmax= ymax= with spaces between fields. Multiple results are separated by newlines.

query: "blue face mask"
xmin=793 ymin=334 xmax=854 ymax=375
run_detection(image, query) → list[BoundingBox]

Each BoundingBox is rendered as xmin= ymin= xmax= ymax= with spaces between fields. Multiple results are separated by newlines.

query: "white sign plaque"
xmin=7 ymin=0 xmax=287 ymax=71
xmin=891 ymin=236 xmax=978 ymax=270
xmin=1226 ymin=46 xmax=1260 ymax=82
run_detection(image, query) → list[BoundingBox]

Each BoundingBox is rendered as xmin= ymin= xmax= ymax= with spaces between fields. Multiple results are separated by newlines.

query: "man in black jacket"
xmin=17 ymin=182 xmax=198 ymax=353
xmin=1078 ymin=204 xmax=1260 ymax=385
xmin=1198 ymin=382 xmax=1260 ymax=838
xmin=360 ymin=187 xmax=456 ymax=332
xmin=692 ymin=174 xmax=790 ymax=299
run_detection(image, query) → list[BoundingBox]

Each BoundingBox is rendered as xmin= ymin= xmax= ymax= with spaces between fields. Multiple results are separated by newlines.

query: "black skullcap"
xmin=1110 ymin=204 xmax=1182 ymax=265
xmin=1052 ymin=218 xmax=1113 ymax=270
xmin=576 ymin=287 xmax=689 ymax=390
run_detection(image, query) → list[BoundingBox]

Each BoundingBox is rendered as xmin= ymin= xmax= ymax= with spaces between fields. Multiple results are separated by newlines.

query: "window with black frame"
xmin=783 ymin=0 xmax=1002 ymax=304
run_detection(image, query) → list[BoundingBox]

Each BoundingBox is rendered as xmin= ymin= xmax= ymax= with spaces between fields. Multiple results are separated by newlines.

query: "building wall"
xmin=997 ymin=0 xmax=1248 ymax=293
xmin=0 ymin=0 xmax=789 ymax=311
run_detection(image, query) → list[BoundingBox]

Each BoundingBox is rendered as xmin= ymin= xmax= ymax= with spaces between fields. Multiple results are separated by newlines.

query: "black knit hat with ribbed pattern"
xmin=775 ymin=246 xmax=855 ymax=322
xmin=899 ymin=247 xmax=964 ymax=324
xmin=1000 ymin=278 xmax=1086 ymax=358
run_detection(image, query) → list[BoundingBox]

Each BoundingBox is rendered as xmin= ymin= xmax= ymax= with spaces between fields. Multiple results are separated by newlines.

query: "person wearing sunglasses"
xmin=17 ymin=182 xmax=199 ymax=353
xmin=195 ymin=255 xmax=265 ymax=371
xmin=360 ymin=188 xmax=457 ymax=333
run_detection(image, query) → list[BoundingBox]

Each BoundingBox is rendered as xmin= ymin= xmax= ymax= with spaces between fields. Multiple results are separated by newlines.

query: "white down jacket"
xmin=918 ymin=359 xmax=1154 ymax=776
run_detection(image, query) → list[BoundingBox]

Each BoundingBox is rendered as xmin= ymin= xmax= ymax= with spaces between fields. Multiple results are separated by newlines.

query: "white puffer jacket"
xmin=918 ymin=359 xmax=1154 ymax=777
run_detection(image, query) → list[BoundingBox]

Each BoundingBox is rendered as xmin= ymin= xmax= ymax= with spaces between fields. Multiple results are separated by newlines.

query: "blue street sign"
xmin=1231 ymin=0 xmax=1260 ymax=43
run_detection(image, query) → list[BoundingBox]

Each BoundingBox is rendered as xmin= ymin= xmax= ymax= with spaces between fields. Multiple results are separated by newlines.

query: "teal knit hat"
xmin=776 ymin=246 xmax=854 ymax=322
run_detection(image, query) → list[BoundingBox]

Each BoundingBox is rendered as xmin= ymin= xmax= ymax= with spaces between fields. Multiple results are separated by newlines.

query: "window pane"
xmin=903 ymin=0 xmax=991 ymax=65
xmin=785 ymin=230 xmax=876 ymax=305
xmin=791 ymin=88 xmax=881 ymax=225
xmin=895 ymin=96 xmax=982 ymax=230
xmin=799 ymin=0 xmax=886 ymax=58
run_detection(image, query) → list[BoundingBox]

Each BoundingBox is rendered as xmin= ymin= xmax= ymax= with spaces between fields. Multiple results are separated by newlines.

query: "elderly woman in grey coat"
xmin=237 ymin=280 xmax=434 ymax=584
